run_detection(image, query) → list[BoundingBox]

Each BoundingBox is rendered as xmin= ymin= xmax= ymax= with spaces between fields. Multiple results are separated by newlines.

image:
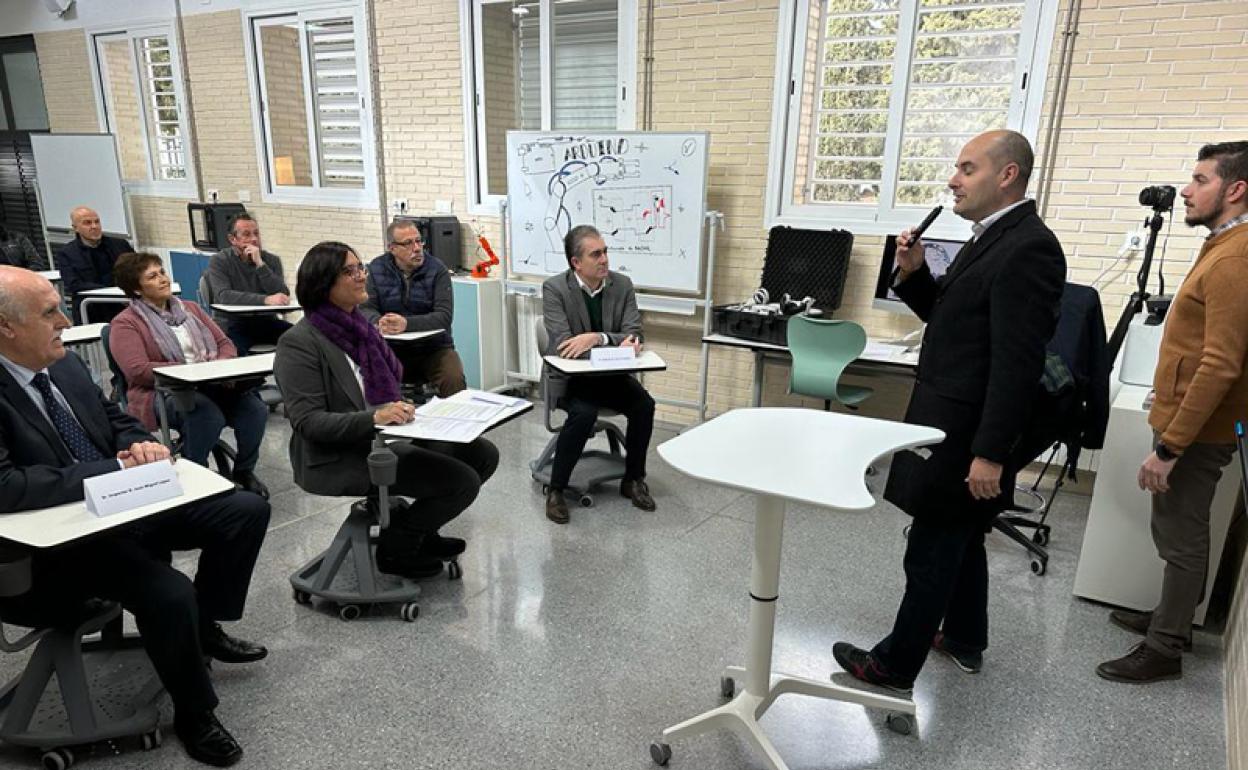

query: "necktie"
xmin=31 ymin=373 xmax=106 ymax=463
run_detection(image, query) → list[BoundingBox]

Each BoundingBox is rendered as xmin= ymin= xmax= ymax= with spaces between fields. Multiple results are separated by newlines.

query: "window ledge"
xmin=260 ymin=187 xmax=379 ymax=210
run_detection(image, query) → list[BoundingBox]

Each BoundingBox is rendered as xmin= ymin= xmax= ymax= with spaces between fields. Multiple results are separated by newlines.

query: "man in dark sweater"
xmin=205 ymin=213 xmax=292 ymax=355
xmin=361 ymin=219 xmax=466 ymax=397
xmin=54 ymin=206 xmax=134 ymax=323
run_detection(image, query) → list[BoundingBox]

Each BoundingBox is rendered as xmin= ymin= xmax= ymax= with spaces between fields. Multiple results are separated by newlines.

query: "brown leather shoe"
xmin=620 ymin=479 xmax=656 ymax=511
xmin=1096 ymin=642 xmax=1181 ymax=683
xmin=1109 ymin=609 xmax=1192 ymax=650
xmin=546 ymin=489 xmax=570 ymax=524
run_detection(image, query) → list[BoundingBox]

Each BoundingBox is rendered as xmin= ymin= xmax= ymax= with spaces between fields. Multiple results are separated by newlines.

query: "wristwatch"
xmin=1154 ymin=441 xmax=1179 ymax=461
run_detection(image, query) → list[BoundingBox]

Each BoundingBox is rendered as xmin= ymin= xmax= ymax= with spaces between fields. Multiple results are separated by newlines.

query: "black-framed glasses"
xmin=391 ymin=237 xmax=422 ymax=247
xmin=340 ymin=263 xmax=366 ymax=278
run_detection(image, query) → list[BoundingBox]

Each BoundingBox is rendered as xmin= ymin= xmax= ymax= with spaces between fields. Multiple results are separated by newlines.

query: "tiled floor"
xmin=0 ymin=409 xmax=1228 ymax=770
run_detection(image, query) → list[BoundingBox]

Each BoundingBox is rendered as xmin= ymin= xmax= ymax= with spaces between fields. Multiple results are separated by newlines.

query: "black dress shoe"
xmin=620 ymin=478 xmax=656 ymax=511
xmin=375 ymin=542 xmax=445 ymax=580
xmin=232 ymin=470 xmax=269 ymax=500
xmin=174 ymin=710 xmax=243 ymax=767
xmin=202 ymin=622 xmax=268 ymax=663
xmin=418 ymin=533 xmax=467 ymax=560
xmin=546 ymin=489 xmax=570 ymax=524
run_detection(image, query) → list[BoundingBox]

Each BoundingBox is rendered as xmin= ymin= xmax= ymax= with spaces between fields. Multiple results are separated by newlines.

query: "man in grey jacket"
xmin=542 ymin=224 xmax=656 ymax=523
xmin=205 ymin=213 xmax=292 ymax=355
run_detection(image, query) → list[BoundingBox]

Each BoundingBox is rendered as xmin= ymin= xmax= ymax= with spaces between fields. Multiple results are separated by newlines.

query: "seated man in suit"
xmin=205 ymin=213 xmax=292 ymax=355
xmin=541 ymin=225 xmax=657 ymax=524
xmin=53 ymin=206 xmax=133 ymax=323
xmin=361 ymin=219 xmax=467 ymax=398
xmin=0 ymin=265 xmax=271 ymax=767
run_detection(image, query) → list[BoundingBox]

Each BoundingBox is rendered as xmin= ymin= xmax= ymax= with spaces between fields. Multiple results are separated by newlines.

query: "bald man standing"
xmin=832 ymin=130 xmax=1066 ymax=691
xmin=54 ymin=206 xmax=134 ymax=323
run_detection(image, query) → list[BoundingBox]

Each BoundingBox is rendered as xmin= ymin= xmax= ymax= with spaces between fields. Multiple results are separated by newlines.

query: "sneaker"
xmin=831 ymin=642 xmax=913 ymax=694
xmin=1096 ymin=642 xmax=1182 ymax=684
xmin=931 ymin=631 xmax=982 ymax=674
xmin=1109 ymin=609 xmax=1192 ymax=651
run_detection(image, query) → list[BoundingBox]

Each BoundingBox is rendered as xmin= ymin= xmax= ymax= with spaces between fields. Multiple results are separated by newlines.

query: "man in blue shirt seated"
xmin=0 ymin=265 xmax=271 ymax=767
xmin=361 ymin=219 xmax=466 ymax=398
xmin=53 ymin=206 xmax=133 ymax=323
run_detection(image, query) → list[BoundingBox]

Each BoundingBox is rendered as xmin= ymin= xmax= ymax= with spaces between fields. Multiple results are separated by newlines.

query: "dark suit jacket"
xmin=55 ymin=235 xmax=134 ymax=319
xmin=0 ymin=352 xmax=151 ymax=512
xmin=884 ymin=201 xmax=1065 ymax=522
xmin=542 ymin=269 xmax=644 ymax=397
xmin=273 ymin=319 xmax=378 ymax=497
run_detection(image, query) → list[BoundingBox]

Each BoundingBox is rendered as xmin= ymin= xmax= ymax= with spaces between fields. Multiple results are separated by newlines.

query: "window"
xmin=460 ymin=0 xmax=637 ymax=213
xmin=766 ymin=0 xmax=1059 ymax=237
xmin=90 ymin=28 xmax=193 ymax=192
xmin=247 ymin=5 xmax=377 ymax=207
xmin=0 ymin=39 xmax=50 ymax=132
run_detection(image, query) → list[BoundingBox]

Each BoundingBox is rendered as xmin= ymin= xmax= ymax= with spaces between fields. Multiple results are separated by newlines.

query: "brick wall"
xmin=257 ymin=24 xmax=313 ymax=187
xmin=481 ymin=2 xmax=517 ymax=199
xmin=98 ymin=37 xmax=148 ymax=182
xmin=33 ymin=30 xmax=98 ymax=134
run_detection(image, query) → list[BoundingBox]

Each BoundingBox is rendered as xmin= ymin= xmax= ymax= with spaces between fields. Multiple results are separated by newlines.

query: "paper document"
xmin=382 ymin=416 xmax=487 ymax=443
xmin=417 ymin=397 xmax=504 ymax=422
xmin=863 ymin=341 xmax=917 ymax=362
xmin=460 ymin=390 xmax=527 ymax=408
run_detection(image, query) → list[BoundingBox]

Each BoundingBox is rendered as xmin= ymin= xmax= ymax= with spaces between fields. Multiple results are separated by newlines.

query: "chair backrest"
xmin=197 ymin=273 xmax=213 ymax=307
xmin=534 ymin=316 xmax=560 ymax=432
xmin=99 ymin=323 xmax=129 ymax=408
xmin=786 ymin=315 xmax=867 ymax=402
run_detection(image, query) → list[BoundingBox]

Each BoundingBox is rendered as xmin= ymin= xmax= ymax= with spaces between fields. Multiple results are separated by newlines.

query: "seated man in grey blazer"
xmin=542 ymin=225 xmax=656 ymax=524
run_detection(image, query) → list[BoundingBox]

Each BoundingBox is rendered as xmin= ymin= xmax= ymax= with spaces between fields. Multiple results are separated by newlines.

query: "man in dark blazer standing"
xmin=833 ymin=130 xmax=1065 ymax=691
xmin=0 ymin=266 xmax=271 ymax=767
xmin=541 ymin=224 xmax=657 ymax=524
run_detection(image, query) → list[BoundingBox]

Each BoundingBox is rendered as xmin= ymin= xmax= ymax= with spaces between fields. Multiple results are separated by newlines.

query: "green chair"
xmin=786 ymin=315 xmax=873 ymax=410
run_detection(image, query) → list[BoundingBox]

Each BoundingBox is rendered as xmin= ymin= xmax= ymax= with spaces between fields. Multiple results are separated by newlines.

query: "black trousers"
xmin=224 ymin=316 xmax=292 ymax=356
xmin=872 ymin=515 xmax=989 ymax=683
xmin=0 ymin=491 xmax=270 ymax=714
xmin=550 ymin=375 xmax=655 ymax=490
xmin=381 ymin=438 xmax=499 ymax=550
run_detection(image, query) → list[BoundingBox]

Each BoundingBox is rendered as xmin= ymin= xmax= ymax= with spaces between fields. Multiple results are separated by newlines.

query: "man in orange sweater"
xmin=1098 ymin=141 xmax=1248 ymax=684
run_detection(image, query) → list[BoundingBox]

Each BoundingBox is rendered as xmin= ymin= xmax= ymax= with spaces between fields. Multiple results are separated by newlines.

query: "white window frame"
xmin=243 ymin=1 xmax=379 ymax=209
xmin=86 ymin=22 xmax=196 ymax=198
xmin=459 ymin=0 xmax=638 ymax=216
xmin=764 ymin=0 xmax=1060 ymax=241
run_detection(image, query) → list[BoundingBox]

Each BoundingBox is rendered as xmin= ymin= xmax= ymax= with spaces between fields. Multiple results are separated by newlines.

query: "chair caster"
xmin=1032 ymin=528 xmax=1050 ymax=546
xmin=1030 ymin=558 xmax=1047 ymax=576
xmin=447 ymin=560 xmax=462 ymax=580
xmin=41 ymin=747 xmax=74 ymax=770
xmin=400 ymin=602 xmax=420 ymax=622
xmin=649 ymin=741 xmax=672 ymax=766
xmin=139 ymin=728 xmax=162 ymax=751
xmin=338 ymin=604 xmax=362 ymax=621
xmin=719 ymin=675 xmax=735 ymax=698
xmin=885 ymin=712 xmax=914 ymax=735
xmin=293 ymin=589 xmax=312 ymax=605
xmin=579 ymin=494 xmax=594 ymax=508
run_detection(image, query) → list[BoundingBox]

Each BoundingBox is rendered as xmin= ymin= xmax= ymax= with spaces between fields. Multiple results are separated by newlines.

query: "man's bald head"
xmin=979 ymin=129 xmax=1034 ymax=192
xmin=69 ymin=206 xmax=103 ymax=245
xmin=0 ymin=265 xmax=70 ymax=369
xmin=0 ymin=265 xmax=45 ymax=322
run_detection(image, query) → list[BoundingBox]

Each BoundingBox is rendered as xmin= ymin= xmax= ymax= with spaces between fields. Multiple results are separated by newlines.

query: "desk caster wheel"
xmin=447 ymin=560 xmax=462 ymax=580
xmin=885 ymin=712 xmax=913 ymax=735
xmin=1033 ymin=528 xmax=1050 ymax=546
xmin=41 ymin=747 xmax=74 ymax=770
xmin=719 ymin=676 xmax=735 ymax=698
xmin=649 ymin=742 xmax=672 ymax=766
xmin=339 ymin=604 xmax=362 ymax=621
xmin=400 ymin=602 xmax=419 ymax=622
xmin=140 ymin=728 xmax=162 ymax=751
xmin=579 ymin=494 xmax=594 ymax=508
xmin=1030 ymin=559 xmax=1047 ymax=576
xmin=293 ymin=589 xmax=311 ymax=605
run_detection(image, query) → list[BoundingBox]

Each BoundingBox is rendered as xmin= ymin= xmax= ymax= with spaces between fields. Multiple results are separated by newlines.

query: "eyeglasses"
xmin=391 ymin=237 xmax=423 ymax=248
xmin=340 ymin=263 xmax=367 ymax=278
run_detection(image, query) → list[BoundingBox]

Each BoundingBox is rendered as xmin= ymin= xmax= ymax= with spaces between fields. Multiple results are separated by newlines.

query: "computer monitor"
xmin=872 ymin=235 xmax=966 ymax=315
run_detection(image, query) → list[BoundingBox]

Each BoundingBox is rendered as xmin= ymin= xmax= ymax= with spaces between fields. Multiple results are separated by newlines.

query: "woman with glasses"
xmin=108 ymin=251 xmax=270 ymax=498
xmin=274 ymin=241 xmax=498 ymax=580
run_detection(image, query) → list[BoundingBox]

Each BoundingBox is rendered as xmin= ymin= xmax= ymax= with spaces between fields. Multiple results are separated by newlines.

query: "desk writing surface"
xmin=384 ymin=329 xmax=443 ymax=342
xmin=38 ymin=270 xmax=61 ymax=282
xmin=79 ymin=284 xmax=181 ymax=297
xmin=210 ymin=303 xmax=301 ymax=315
xmin=659 ymin=408 xmax=943 ymax=510
xmin=543 ymin=350 xmax=667 ymax=375
xmin=703 ymin=332 xmax=918 ymax=367
xmin=0 ymin=461 xmax=234 ymax=549
xmin=154 ymin=353 xmax=275 ymax=385
xmin=380 ymin=390 xmax=532 ymax=443
xmin=62 ymin=323 xmax=106 ymax=346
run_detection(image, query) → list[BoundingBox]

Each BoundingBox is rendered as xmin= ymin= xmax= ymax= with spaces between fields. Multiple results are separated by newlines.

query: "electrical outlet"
xmin=392 ymin=198 xmax=409 ymax=214
xmin=1118 ymin=228 xmax=1145 ymax=257
xmin=206 ymin=189 xmax=219 ymax=203
xmin=237 ymin=190 xmax=251 ymax=203
xmin=434 ymin=199 xmax=452 ymax=214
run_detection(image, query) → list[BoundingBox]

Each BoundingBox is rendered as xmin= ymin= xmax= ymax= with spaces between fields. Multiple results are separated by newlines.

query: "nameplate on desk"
xmin=83 ymin=460 xmax=183 ymax=518
xmin=590 ymin=346 xmax=636 ymax=369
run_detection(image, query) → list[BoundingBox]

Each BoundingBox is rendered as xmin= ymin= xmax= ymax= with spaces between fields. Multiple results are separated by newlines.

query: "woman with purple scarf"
xmin=109 ymin=252 xmax=270 ymax=498
xmin=274 ymin=241 xmax=498 ymax=580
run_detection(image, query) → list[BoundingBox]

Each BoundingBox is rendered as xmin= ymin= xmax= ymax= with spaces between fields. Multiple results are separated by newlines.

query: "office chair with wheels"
xmin=0 ymin=555 xmax=163 ymax=769
xmin=529 ymin=317 xmax=627 ymax=508
xmin=100 ymin=324 xmax=235 ymax=476
xmin=786 ymin=316 xmax=873 ymax=410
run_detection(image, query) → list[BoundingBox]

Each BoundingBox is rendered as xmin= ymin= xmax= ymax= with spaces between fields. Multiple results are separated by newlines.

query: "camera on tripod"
xmin=1139 ymin=185 xmax=1176 ymax=211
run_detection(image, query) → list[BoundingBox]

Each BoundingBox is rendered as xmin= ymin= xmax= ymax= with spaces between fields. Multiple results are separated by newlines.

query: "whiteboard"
xmin=506 ymin=131 xmax=708 ymax=294
xmin=30 ymin=134 xmax=130 ymax=235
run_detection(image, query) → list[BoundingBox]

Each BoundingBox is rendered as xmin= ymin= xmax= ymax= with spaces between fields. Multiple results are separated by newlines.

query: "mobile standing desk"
xmin=650 ymin=408 xmax=944 ymax=770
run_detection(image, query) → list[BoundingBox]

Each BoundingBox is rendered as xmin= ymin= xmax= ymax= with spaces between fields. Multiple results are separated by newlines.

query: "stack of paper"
xmin=381 ymin=389 xmax=529 ymax=442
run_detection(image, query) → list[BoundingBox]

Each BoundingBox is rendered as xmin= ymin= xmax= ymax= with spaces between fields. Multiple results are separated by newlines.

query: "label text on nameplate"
xmin=83 ymin=460 xmax=183 ymax=518
xmin=590 ymin=346 xmax=637 ymax=368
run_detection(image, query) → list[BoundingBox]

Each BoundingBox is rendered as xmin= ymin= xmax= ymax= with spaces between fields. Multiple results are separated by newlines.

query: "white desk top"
xmin=78 ymin=284 xmax=181 ymax=297
xmin=702 ymin=332 xmax=919 ymax=368
xmin=0 ymin=460 xmax=234 ymax=548
xmin=154 ymin=352 xmax=275 ymax=385
xmin=211 ymin=303 xmax=301 ymax=315
xmin=543 ymin=350 xmax=667 ymax=375
xmin=38 ymin=269 xmax=61 ymax=282
xmin=659 ymin=408 xmax=944 ymax=510
xmin=62 ymin=323 xmax=107 ymax=346
xmin=384 ymin=329 xmax=443 ymax=342
xmin=702 ymin=332 xmax=789 ymax=353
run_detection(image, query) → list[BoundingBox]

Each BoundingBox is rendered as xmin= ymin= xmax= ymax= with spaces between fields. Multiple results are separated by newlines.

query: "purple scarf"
xmin=130 ymin=297 xmax=219 ymax=364
xmin=307 ymin=304 xmax=402 ymax=405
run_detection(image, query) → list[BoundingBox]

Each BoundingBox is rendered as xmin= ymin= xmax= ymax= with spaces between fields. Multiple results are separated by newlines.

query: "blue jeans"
xmin=162 ymin=385 xmax=267 ymax=473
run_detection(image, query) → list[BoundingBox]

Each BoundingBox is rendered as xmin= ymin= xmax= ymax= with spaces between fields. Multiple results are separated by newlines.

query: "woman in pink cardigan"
xmin=107 ymin=251 xmax=269 ymax=498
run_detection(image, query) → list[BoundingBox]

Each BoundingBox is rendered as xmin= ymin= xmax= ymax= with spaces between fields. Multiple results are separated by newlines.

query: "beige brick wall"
xmin=34 ymin=30 xmax=98 ymax=134
xmin=481 ymin=2 xmax=518 ymax=199
xmin=257 ymin=24 xmax=313 ymax=187
xmin=1231 ymin=549 xmax=1248 ymax=770
xmin=99 ymin=37 xmax=149 ymax=182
